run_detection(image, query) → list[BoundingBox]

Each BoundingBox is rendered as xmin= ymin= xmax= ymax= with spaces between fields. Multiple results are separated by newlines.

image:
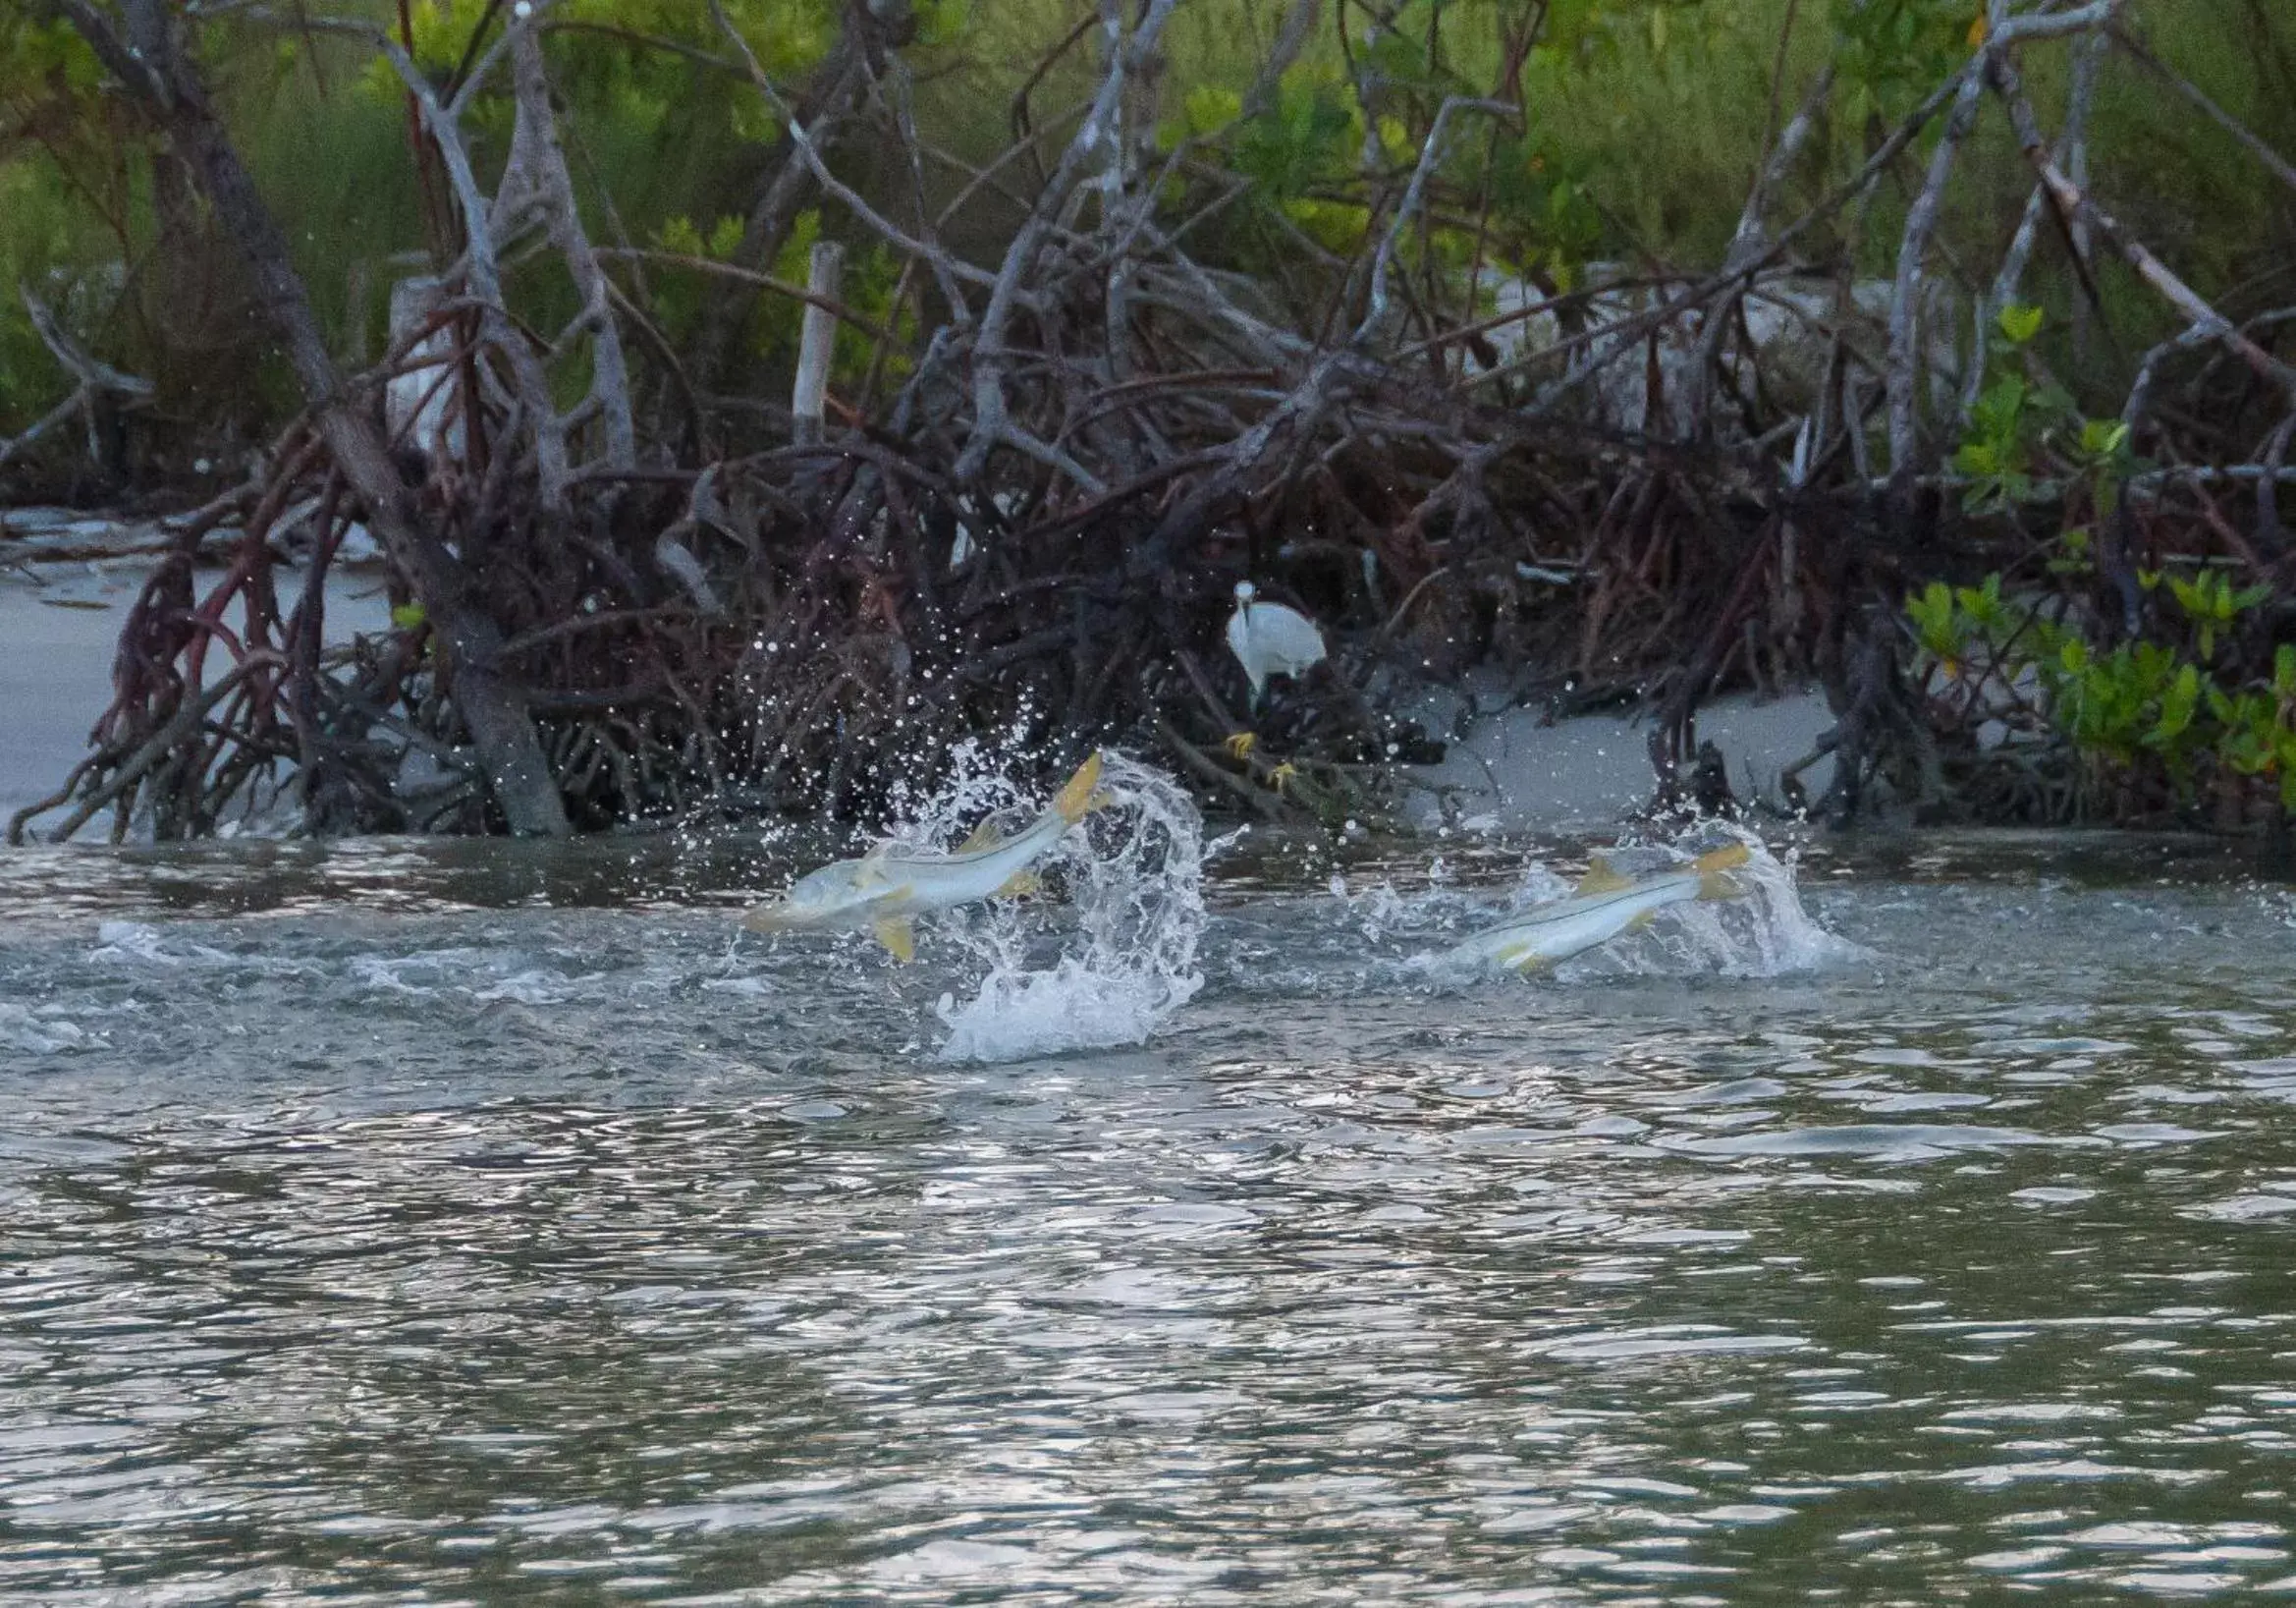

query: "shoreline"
xmin=1397 ymin=673 xmax=1838 ymax=833
xmin=2 ymin=509 xmax=394 ymax=827
xmin=1 ymin=511 xmax=2280 ymax=854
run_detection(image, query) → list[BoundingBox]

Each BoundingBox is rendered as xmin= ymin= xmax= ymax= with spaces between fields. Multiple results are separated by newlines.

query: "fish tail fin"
xmin=740 ymin=906 xmax=782 ymax=933
xmin=1693 ymin=841 xmax=1753 ymax=901
xmin=955 ymin=816 xmax=1005 ymax=854
xmin=1052 ymin=751 xmax=1106 ymax=824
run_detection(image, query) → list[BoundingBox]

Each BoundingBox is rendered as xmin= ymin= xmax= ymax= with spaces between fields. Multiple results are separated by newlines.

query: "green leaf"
xmin=1183 ymin=84 xmax=1244 ymax=139
xmin=2148 ymin=663 xmax=2201 ymax=747
xmin=2030 ymin=383 xmax=2077 ymax=420
xmin=391 ymin=602 xmax=427 ymax=631
xmin=1952 ymin=441 xmax=2000 ymax=477
xmin=1997 ymin=303 xmax=2045 ymax=345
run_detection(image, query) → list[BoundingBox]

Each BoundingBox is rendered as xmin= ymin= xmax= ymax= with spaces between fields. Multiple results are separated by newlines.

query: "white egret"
xmin=1224 ymin=581 xmax=1326 ymax=711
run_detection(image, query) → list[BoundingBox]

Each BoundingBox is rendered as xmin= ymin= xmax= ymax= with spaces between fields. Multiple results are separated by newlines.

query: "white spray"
xmin=934 ymin=752 xmax=1207 ymax=1063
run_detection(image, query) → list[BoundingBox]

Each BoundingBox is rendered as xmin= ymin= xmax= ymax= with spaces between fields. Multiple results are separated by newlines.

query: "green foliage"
xmin=1953 ymin=373 xmax=2047 ymax=510
xmin=4 ymin=0 xmax=2290 ymax=462
xmin=647 ymin=206 xmax=905 ymax=384
xmin=1907 ymin=567 xmax=2292 ymax=816
xmin=0 ymin=16 xmax=121 ymax=428
xmin=1918 ymin=287 xmax=2283 ymax=821
xmin=2164 ymin=567 xmax=2270 ymax=663
xmin=353 ymin=0 xmax=465 ymax=104
xmin=2033 ymin=635 xmax=2205 ymax=772
xmin=1996 ymin=302 xmax=2044 ymax=346
xmin=1832 ymin=0 xmax=1976 ymax=111
xmin=2207 ymin=647 xmax=2296 ymax=811
xmin=1954 ymin=306 xmax=2056 ymax=503
xmin=1949 ymin=306 xmax=2152 ymax=520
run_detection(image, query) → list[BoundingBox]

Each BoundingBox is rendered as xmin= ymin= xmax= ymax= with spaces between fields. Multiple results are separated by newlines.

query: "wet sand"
xmin=2 ymin=510 xmax=392 ymax=825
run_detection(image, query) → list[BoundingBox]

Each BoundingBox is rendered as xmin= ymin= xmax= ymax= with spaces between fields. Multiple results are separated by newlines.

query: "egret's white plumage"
xmin=1224 ymin=581 xmax=1326 ymax=704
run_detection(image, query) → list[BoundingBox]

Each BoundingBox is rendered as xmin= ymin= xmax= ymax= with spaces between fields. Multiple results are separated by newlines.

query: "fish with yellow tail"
xmin=1443 ymin=842 xmax=1754 ymax=974
xmin=741 ymin=753 xmax=1111 ymax=962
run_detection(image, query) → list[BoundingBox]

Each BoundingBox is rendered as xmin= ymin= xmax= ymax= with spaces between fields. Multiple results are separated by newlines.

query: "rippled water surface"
xmin=4 ymin=827 xmax=2296 ymax=1603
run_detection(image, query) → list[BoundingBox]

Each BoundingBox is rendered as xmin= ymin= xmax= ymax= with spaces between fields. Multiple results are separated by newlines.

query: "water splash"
xmin=1550 ymin=827 xmax=1864 ymax=980
xmin=1348 ymin=826 xmax=1861 ymax=987
xmin=934 ymin=753 xmax=1206 ymax=1064
xmin=87 ymin=920 xmax=234 ymax=968
xmin=0 ymin=1003 xmax=93 ymax=1056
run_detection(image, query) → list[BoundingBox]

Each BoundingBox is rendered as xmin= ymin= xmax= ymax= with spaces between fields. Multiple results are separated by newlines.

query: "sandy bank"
xmin=7 ymin=509 xmax=1839 ymax=836
xmin=2 ymin=509 xmax=392 ymax=825
xmin=1399 ymin=675 xmax=1838 ymax=832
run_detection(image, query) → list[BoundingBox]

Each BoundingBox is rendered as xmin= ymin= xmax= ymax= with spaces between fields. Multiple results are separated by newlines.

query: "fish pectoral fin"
xmin=1693 ymin=841 xmax=1753 ymax=900
xmin=1053 ymin=751 xmax=1106 ymax=823
xmin=872 ymin=917 xmax=917 ymax=964
xmin=956 ymin=816 xmax=1005 ymax=854
xmin=1574 ymin=855 xmax=1635 ymax=896
xmin=1625 ymin=909 xmax=1656 ymax=930
xmin=992 ymin=870 xmax=1043 ymax=900
xmin=1495 ymin=944 xmax=1546 ymax=973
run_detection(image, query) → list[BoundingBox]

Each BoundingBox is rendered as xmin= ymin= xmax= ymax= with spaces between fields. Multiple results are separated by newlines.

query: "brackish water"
xmin=3 ymin=824 xmax=2295 ymax=1603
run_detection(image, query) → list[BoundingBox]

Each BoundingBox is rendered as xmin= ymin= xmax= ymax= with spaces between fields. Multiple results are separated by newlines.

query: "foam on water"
xmin=933 ymin=753 xmax=1206 ymax=1064
xmin=88 ymin=919 xmax=235 ymax=968
xmin=0 ymin=1003 xmax=94 ymax=1056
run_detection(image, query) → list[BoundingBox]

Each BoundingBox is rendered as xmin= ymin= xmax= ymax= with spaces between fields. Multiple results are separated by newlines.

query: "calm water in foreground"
xmin=3 ymin=824 xmax=2294 ymax=1604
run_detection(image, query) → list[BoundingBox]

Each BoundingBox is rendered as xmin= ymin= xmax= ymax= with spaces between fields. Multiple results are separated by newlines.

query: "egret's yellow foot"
xmin=1223 ymin=732 xmax=1258 ymax=760
xmin=1268 ymin=761 xmax=1298 ymax=793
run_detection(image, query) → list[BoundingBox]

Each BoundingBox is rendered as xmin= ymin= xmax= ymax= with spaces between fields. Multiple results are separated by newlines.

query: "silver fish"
xmin=741 ymin=752 xmax=1108 ymax=961
xmin=1444 ymin=843 xmax=1753 ymax=973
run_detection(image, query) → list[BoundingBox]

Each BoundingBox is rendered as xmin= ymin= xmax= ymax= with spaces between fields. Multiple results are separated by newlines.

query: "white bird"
xmin=1224 ymin=581 xmax=1326 ymax=710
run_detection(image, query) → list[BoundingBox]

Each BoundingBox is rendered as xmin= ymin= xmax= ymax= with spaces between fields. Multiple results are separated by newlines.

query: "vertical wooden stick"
xmin=793 ymin=240 xmax=844 ymax=445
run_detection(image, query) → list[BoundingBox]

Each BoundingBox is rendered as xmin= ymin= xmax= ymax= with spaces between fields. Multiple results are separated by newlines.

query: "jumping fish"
xmin=741 ymin=752 xmax=1109 ymax=961
xmin=1444 ymin=843 xmax=1753 ymax=974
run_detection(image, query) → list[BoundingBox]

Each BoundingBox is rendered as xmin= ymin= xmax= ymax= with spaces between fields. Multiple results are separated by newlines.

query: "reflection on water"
xmin=3 ymin=830 xmax=2295 ymax=1601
